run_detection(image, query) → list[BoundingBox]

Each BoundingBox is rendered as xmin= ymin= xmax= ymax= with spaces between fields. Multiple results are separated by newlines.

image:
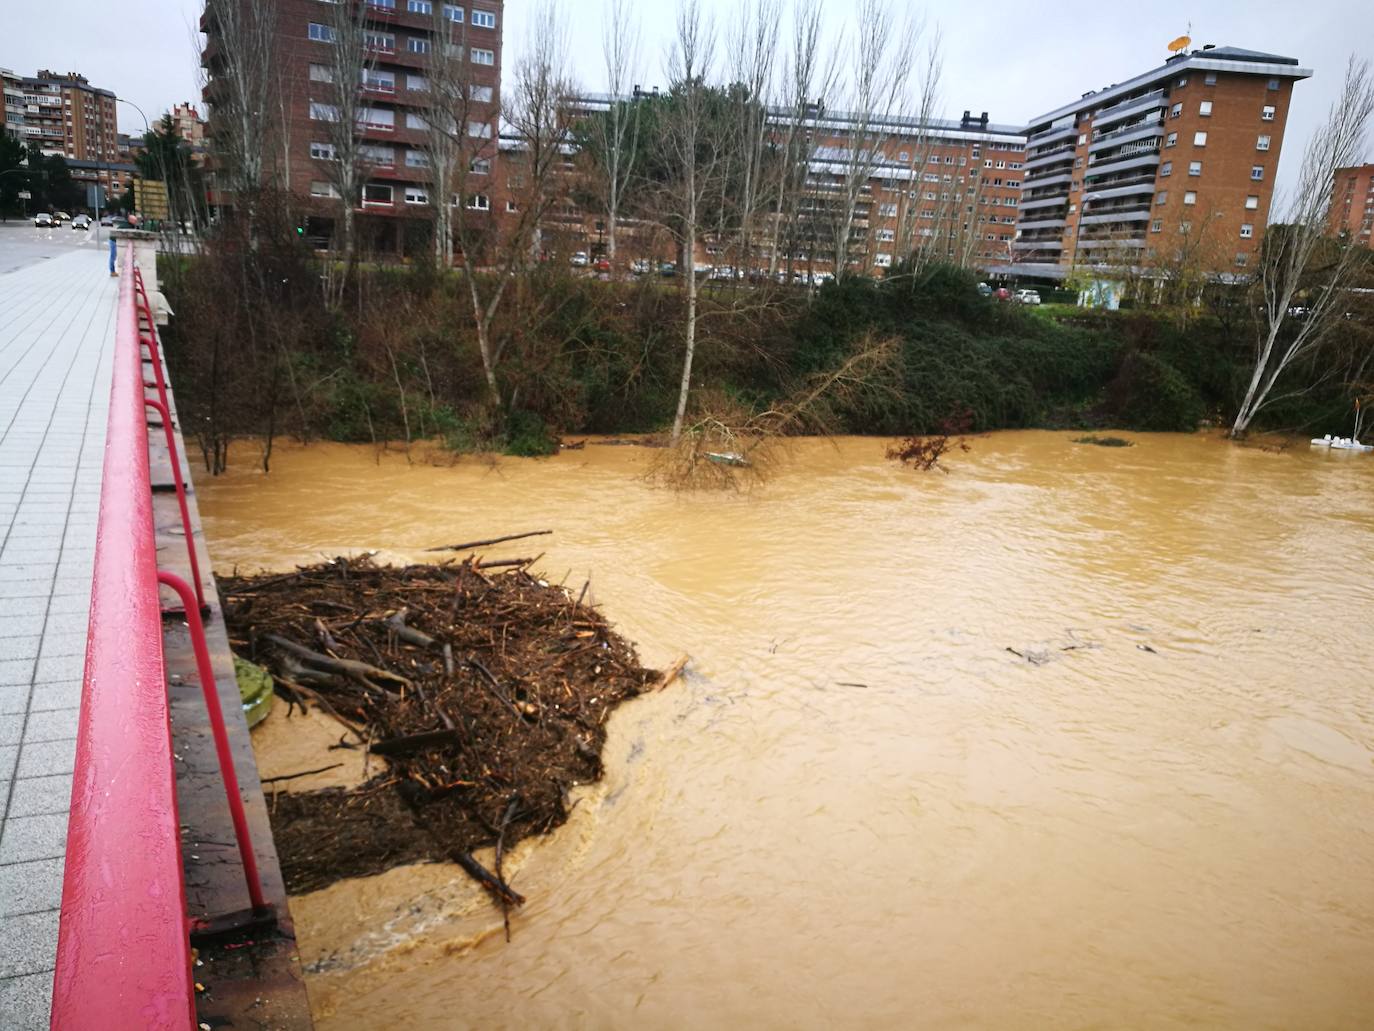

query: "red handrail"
xmin=52 ymin=243 xmax=195 ymax=1029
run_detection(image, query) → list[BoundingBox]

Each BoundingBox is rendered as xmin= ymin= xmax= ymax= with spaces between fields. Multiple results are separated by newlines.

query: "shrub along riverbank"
xmin=158 ymin=239 xmax=1360 ymax=471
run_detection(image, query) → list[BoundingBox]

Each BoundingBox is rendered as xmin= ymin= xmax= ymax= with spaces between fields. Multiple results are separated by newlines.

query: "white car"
xmin=33 ymin=212 xmax=53 ymax=227
xmin=570 ymin=251 xmax=589 ymax=267
xmin=1014 ymin=289 xmax=1042 ymax=305
xmin=71 ymin=214 xmax=92 ymax=230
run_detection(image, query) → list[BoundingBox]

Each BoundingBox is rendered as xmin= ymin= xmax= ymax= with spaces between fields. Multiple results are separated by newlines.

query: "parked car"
xmin=1014 ymin=289 xmax=1041 ymax=305
xmin=994 ymin=287 xmax=1012 ymax=301
xmin=658 ymin=261 xmax=677 ymax=277
xmin=52 ymin=211 xmax=70 ymax=224
xmin=33 ymin=212 xmax=53 ymax=227
xmin=629 ymin=258 xmax=652 ymax=276
xmin=976 ymin=282 xmax=992 ymax=297
xmin=71 ymin=214 xmax=92 ymax=230
xmin=570 ymin=251 xmax=589 ymax=268
xmin=593 ymin=256 xmax=611 ymax=273
xmin=1286 ymin=304 xmax=1311 ymax=318
xmin=99 ymin=213 xmax=116 ymax=226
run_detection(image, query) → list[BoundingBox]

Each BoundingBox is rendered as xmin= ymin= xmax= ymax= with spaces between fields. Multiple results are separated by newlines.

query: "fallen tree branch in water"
xmin=426 ymin=530 xmax=552 ymax=553
xmin=452 ymin=849 xmax=525 ymax=908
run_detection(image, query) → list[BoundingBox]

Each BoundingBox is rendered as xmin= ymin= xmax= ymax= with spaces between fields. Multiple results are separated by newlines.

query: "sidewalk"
xmin=0 ymin=246 xmax=117 ymax=1027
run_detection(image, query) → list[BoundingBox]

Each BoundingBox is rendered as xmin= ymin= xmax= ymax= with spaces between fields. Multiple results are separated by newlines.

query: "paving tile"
xmin=0 ymin=636 xmax=40 ymax=663
xmin=32 ymin=655 xmax=82 ymax=685
xmin=0 ymin=615 xmax=46 ymax=639
xmin=20 ymin=709 xmax=77 ymax=745
xmin=0 ymin=685 xmax=29 ymax=716
xmin=36 ymin=632 xmax=87 ymax=660
xmin=14 ymin=738 xmax=75 ymax=779
xmin=45 ymin=595 xmax=90 ymax=617
xmin=6 ymin=775 xmax=73 ymax=818
xmin=0 ymin=596 xmax=50 ymax=619
xmin=0 ymin=743 xmax=16 ymax=779
xmin=0 ymin=718 xmax=20 ymax=747
xmin=0 ymin=857 xmax=64 ymax=917
xmin=26 ymin=683 xmax=81 ymax=713
xmin=0 ymin=812 xmax=69 ymax=863
xmin=0 ymin=659 xmax=35 ymax=686
xmin=0 ymin=970 xmax=55 ymax=1031
xmin=0 ymin=909 xmax=60 ymax=977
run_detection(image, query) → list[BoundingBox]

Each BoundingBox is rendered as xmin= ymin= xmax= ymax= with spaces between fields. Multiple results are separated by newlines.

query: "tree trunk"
xmin=671 ymin=234 xmax=698 ymax=444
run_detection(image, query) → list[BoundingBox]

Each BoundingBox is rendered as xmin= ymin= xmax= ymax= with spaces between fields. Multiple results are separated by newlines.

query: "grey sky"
xmin=5 ymin=0 xmax=1370 ymax=201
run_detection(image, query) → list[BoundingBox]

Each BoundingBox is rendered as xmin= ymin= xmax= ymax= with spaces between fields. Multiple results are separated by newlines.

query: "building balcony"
xmin=1084 ymin=152 xmax=1159 ymax=180
xmin=1090 ymin=89 xmax=1166 ymax=131
xmin=1018 ymin=192 xmax=1071 ymax=211
xmin=1082 ymin=178 xmax=1156 ymax=203
xmin=1021 ymin=171 xmax=1074 ymax=192
xmin=1012 ymin=238 xmax=1064 ymax=251
xmin=1089 ymin=120 xmax=1163 ymax=155
xmin=1075 ymin=237 xmax=1145 ymax=250
xmin=1026 ymin=123 xmax=1077 ymax=146
xmin=1017 ymin=217 xmax=1067 ymax=232
xmin=1023 ymin=146 xmax=1076 ymax=172
xmin=1077 ymin=209 xmax=1151 ymax=226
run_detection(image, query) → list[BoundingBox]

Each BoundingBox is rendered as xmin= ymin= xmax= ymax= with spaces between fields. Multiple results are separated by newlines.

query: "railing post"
xmin=158 ymin=571 xmax=269 ymax=915
xmin=144 ymin=398 xmax=206 ymax=612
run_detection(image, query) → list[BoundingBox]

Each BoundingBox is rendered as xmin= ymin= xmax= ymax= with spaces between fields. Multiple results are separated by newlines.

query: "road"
xmin=0 ymin=221 xmax=108 ymax=276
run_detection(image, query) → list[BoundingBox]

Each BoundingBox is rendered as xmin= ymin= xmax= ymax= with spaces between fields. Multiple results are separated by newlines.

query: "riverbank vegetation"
xmin=159 ymin=233 xmax=1372 ymax=473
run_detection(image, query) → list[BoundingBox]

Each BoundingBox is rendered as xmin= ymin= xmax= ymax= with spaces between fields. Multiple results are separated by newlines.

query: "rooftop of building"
xmin=1023 ymin=44 xmax=1313 ymax=132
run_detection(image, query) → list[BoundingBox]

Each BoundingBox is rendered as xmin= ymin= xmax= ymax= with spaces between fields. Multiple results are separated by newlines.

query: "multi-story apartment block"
xmin=202 ymin=0 xmax=504 ymax=252
xmin=1013 ymin=46 xmax=1310 ymax=278
xmin=1330 ymin=164 xmax=1374 ymax=247
xmin=0 ymin=69 xmax=132 ymax=197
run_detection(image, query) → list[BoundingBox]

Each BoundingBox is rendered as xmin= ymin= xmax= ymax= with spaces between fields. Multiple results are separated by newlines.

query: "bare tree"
xmin=1231 ymin=57 xmax=1374 ymax=438
xmin=726 ymin=0 xmax=782 ymax=275
xmin=200 ymin=0 xmax=280 ymax=227
xmin=660 ymin=0 xmax=722 ymax=443
xmin=588 ymin=0 xmax=643 ymax=266
xmin=453 ymin=0 xmax=575 ymax=406
xmin=828 ymin=0 xmax=919 ymax=276
xmin=319 ymin=0 xmax=376 ymax=273
xmin=421 ymin=8 xmax=476 ymax=266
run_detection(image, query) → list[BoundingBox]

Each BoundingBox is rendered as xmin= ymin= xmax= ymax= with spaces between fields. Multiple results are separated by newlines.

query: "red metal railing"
xmin=52 ymin=244 xmax=267 ymax=1029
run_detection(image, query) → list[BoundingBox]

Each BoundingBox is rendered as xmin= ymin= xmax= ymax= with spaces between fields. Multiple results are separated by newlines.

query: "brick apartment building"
xmin=1009 ymin=46 xmax=1310 ymax=280
xmin=561 ymin=97 xmax=1026 ymax=277
xmin=201 ymin=0 xmax=504 ymax=253
xmin=0 ymin=67 xmax=134 ymax=199
xmin=1330 ymin=164 xmax=1374 ymax=247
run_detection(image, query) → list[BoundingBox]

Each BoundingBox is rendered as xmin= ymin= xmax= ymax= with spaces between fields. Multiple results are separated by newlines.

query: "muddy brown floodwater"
xmin=197 ymin=432 xmax=1374 ymax=1030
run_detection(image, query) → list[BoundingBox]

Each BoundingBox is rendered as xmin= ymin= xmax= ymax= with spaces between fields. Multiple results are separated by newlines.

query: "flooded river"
xmin=197 ymin=432 xmax=1374 ymax=1030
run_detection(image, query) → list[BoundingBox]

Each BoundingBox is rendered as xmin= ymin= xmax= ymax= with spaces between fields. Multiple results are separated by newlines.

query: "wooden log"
xmin=370 ymin=729 xmax=463 ymax=757
xmin=264 ymin=634 xmax=410 ymax=690
xmin=651 ymin=655 xmax=690 ymax=692
xmin=451 ymin=850 xmax=525 ymax=907
xmin=385 ymin=608 xmax=437 ymax=649
xmin=425 ymin=530 xmax=552 ymax=553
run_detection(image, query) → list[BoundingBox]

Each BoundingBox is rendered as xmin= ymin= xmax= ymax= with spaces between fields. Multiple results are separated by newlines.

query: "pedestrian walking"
xmin=108 ymin=234 xmax=117 ymax=277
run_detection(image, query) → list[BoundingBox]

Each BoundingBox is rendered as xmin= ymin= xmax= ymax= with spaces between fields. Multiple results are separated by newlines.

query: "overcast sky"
xmin=5 ymin=0 xmax=1370 ymax=200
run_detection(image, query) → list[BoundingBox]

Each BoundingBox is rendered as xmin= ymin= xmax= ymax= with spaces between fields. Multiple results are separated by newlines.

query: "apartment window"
xmin=1246 ymin=195 xmax=1260 ymax=210
xmin=1199 ymin=101 xmax=1212 ymax=117
xmin=360 ymin=144 xmax=395 ymax=165
xmin=405 ymin=149 xmax=429 ymax=167
xmin=1160 ymin=161 xmax=1172 ymax=176
xmin=898 ymin=151 xmax=910 ymax=162
xmin=1235 ymin=252 xmax=1249 ymax=267
xmin=358 ymin=107 xmax=394 ymax=129
xmin=945 ymin=155 xmax=955 ymax=165
xmin=309 ymin=102 xmax=340 ymax=122
xmin=995 ymin=160 xmax=1006 ymax=169
xmin=1176 ymin=76 xmax=1188 ymax=87
xmin=1179 ymin=220 xmax=1192 ymax=234
xmin=362 ymin=183 xmax=393 ymax=205
xmin=1077 ymin=133 xmax=1087 ymax=145
xmin=364 ymin=31 xmax=395 ymax=51
xmin=1165 ymin=132 xmax=1177 ymax=147
xmin=309 ymin=141 xmax=337 ymax=160
xmin=879 ymin=203 xmax=898 ymax=217
xmin=407 ymin=38 xmax=430 ymax=54
xmin=467 ymin=193 xmax=490 ymax=210
xmin=407 ymin=0 xmax=432 ymax=12
xmin=309 ymin=64 xmax=333 ymax=82
xmin=1240 ymin=223 xmax=1254 ymax=239
xmin=370 ymin=0 xmax=397 ymax=8
xmin=471 ymin=48 xmax=495 ymax=65
xmin=407 ymin=74 xmax=429 ymax=92
xmin=1184 ymin=191 xmax=1197 ymax=206
xmin=1151 ymin=219 xmax=1163 ymax=233
xmin=308 ymin=23 xmax=336 ymax=43
xmin=405 ymin=112 xmax=427 ymax=130
xmin=469 ymin=84 xmax=494 ymax=102
xmin=1205 ymin=72 xmax=1217 ymax=86
xmin=1189 ymin=161 xmax=1202 ymax=176
xmin=1256 ymin=134 xmax=1271 ymax=151
xmin=471 ymin=9 xmax=496 ymax=28
xmin=1170 ymin=102 xmax=1182 ymax=119
xmin=443 ymin=4 xmax=464 ymax=22
xmin=363 ymin=69 xmax=396 ymax=92
xmin=467 ymin=120 xmax=492 ymax=138
xmin=309 ymin=180 xmax=339 ymax=198
xmin=1261 ymin=105 xmax=1275 ymax=121
xmin=874 ymin=253 xmax=893 ymax=268
xmin=1193 ymin=131 xmax=1207 ymax=147
xmin=1267 ymin=78 xmax=1279 ymax=90
xmin=1251 ymin=165 xmax=1265 ymax=181
xmin=469 ymin=157 xmax=491 ymax=174
xmin=1156 ymin=191 xmax=1168 ymax=205
xmin=405 ymin=186 xmax=429 ymax=205
xmin=983 ymin=159 xmax=992 ymax=168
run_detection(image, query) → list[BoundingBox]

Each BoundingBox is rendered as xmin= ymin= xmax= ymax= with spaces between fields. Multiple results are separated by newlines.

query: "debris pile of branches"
xmin=219 ymin=552 xmax=682 ymax=911
xmin=887 ymin=406 xmax=975 ymax=473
